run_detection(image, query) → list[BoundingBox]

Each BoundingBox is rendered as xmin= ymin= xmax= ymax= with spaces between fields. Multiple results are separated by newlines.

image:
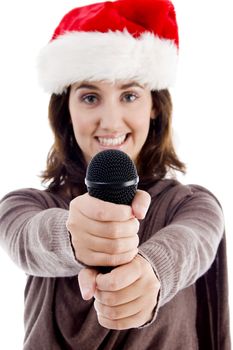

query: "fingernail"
xmin=80 ymin=287 xmax=91 ymax=300
xmin=141 ymin=205 xmax=149 ymax=217
xmin=135 ymin=204 xmax=148 ymax=219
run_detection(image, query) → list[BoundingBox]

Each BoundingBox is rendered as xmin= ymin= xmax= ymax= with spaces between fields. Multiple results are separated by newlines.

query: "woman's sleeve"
xmin=138 ymin=185 xmax=225 ymax=307
xmin=0 ymin=188 xmax=82 ymax=277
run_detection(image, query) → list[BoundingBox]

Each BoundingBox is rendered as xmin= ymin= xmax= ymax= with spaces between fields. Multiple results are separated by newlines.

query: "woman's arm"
xmin=77 ymin=186 xmax=224 ymax=330
xmin=0 ymin=188 xmax=82 ymax=277
xmin=138 ymin=186 xmax=224 ymax=307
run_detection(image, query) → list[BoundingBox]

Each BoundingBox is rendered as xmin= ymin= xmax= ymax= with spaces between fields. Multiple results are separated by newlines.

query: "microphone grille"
xmin=87 ymin=149 xmax=137 ymax=182
xmin=86 ymin=149 xmax=138 ymax=205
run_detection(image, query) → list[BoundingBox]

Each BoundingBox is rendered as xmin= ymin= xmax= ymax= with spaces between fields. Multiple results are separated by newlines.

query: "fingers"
xmin=93 ymin=255 xmax=160 ymax=329
xmin=94 ymin=276 xmax=146 ymax=329
xmin=95 ymin=306 xmax=151 ymax=330
xmin=72 ymin=193 xmax=134 ymax=222
xmin=132 ymin=190 xmax=151 ymax=220
xmin=85 ymin=223 xmax=139 ymax=253
xmin=68 ymin=219 xmax=139 ymax=266
xmin=79 ymin=256 xmax=160 ymax=330
xmin=94 ymin=296 xmax=143 ymax=322
xmin=67 ymin=190 xmax=151 ymax=268
xmin=66 ymin=193 xmax=140 ymax=266
xmin=94 ymin=276 xmax=143 ymax=306
xmin=80 ymin=216 xmax=140 ymax=240
xmin=69 ymin=190 xmax=150 ymax=225
xmin=96 ymin=257 xmax=142 ymax=291
xmin=78 ymin=248 xmax=139 ymax=267
xmin=78 ymin=268 xmax=99 ymax=300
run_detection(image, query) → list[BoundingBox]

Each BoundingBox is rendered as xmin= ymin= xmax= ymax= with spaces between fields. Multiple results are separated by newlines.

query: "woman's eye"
xmin=82 ymin=94 xmax=98 ymax=104
xmin=122 ymin=93 xmax=138 ymax=102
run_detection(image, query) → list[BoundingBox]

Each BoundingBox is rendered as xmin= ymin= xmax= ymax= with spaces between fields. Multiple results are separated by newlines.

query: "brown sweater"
xmin=0 ymin=179 xmax=231 ymax=349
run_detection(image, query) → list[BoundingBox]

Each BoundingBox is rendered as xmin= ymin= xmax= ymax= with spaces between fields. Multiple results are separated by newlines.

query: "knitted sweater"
xmin=0 ymin=179 xmax=231 ymax=349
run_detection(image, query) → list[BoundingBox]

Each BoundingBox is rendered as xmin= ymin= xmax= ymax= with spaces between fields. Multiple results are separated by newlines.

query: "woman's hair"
xmin=41 ymin=88 xmax=186 ymax=198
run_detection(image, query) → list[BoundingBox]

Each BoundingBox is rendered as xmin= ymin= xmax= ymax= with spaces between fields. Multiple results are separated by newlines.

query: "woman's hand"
xmin=79 ymin=254 xmax=160 ymax=330
xmin=66 ymin=190 xmax=150 ymax=267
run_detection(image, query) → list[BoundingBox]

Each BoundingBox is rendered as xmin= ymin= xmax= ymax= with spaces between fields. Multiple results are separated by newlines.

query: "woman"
xmin=0 ymin=0 xmax=230 ymax=349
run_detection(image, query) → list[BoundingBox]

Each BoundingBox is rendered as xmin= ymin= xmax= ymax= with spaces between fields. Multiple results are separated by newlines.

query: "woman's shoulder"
xmin=143 ymin=179 xmax=224 ymax=232
xmin=0 ymin=187 xmax=69 ymax=210
xmin=147 ymin=178 xmax=222 ymax=209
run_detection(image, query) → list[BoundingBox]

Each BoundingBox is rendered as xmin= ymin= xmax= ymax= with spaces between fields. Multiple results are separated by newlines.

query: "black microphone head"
xmin=85 ymin=149 xmax=139 ymax=205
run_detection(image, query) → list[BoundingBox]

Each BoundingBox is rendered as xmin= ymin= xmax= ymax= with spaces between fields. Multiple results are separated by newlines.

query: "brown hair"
xmin=41 ymin=88 xmax=186 ymax=199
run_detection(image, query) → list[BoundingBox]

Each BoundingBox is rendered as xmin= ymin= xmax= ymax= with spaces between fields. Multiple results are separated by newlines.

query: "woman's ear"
xmin=150 ymin=108 xmax=157 ymax=120
xmin=150 ymin=97 xmax=157 ymax=119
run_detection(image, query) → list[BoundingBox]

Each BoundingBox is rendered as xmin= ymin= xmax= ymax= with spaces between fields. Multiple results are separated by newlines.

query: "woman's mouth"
xmin=96 ymin=134 xmax=128 ymax=147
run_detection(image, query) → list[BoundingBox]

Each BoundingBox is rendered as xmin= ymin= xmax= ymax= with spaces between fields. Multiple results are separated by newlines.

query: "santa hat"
xmin=37 ymin=0 xmax=179 ymax=95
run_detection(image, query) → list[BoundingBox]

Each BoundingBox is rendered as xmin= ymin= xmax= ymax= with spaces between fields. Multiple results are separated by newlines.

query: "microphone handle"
xmin=98 ymin=266 xmax=113 ymax=274
xmin=95 ymin=189 xmax=133 ymax=274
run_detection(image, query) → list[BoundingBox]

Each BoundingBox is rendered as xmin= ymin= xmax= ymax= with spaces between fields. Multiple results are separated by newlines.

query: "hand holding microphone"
xmin=66 ymin=150 xmax=158 ymax=330
xmin=66 ymin=150 xmax=149 ymax=269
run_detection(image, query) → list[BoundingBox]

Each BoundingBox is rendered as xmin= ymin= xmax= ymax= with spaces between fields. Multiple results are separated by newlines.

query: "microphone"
xmin=85 ymin=149 xmax=139 ymax=205
xmin=85 ymin=149 xmax=139 ymax=273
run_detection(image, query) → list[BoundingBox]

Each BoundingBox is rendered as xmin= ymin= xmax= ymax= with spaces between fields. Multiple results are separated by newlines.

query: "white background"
xmin=0 ymin=1 xmax=232 ymax=348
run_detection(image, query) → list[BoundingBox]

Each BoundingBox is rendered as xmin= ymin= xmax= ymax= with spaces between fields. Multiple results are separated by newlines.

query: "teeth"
xmin=98 ymin=135 xmax=126 ymax=146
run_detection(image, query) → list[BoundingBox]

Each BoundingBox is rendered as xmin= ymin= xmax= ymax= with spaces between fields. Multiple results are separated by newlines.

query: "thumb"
xmin=78 ymin=267 xmax=99 ymax=300
xmin=132 ymin=190 xmax=151 ymax=220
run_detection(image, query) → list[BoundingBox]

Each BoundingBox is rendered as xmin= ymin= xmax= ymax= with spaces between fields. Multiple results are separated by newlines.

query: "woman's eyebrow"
xmin=75 ymin=83 xmax=99 ymax=90
xmin=75 ymin=82 xmax=144 ymax=91
xmin=119 ymin=82 xmax=144 ymax=90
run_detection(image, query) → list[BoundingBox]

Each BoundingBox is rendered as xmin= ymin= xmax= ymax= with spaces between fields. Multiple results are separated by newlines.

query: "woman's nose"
xmin=99 ymin=103 xmax=124 ymax=130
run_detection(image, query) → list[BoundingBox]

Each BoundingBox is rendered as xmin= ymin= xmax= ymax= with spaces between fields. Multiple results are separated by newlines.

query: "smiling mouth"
xmin=96 ymin=134 xmax=128 ymax=147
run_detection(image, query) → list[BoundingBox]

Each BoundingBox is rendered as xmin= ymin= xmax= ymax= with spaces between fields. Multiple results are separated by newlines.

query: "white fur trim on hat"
xmin=37 ymin=30 xmax=178 ymax=94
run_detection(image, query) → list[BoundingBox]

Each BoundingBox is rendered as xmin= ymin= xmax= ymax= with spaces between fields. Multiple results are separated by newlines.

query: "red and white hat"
xmin=37 ymin=0 xmax=179 ymax=94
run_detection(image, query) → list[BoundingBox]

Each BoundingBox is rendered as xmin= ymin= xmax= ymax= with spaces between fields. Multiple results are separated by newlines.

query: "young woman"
xmin=0 ymin=0 xmax=230 ymax=349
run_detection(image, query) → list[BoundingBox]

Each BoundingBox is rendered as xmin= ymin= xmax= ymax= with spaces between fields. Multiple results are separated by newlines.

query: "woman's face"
xmin=68 ymin=80 xmax=155 ymax=164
